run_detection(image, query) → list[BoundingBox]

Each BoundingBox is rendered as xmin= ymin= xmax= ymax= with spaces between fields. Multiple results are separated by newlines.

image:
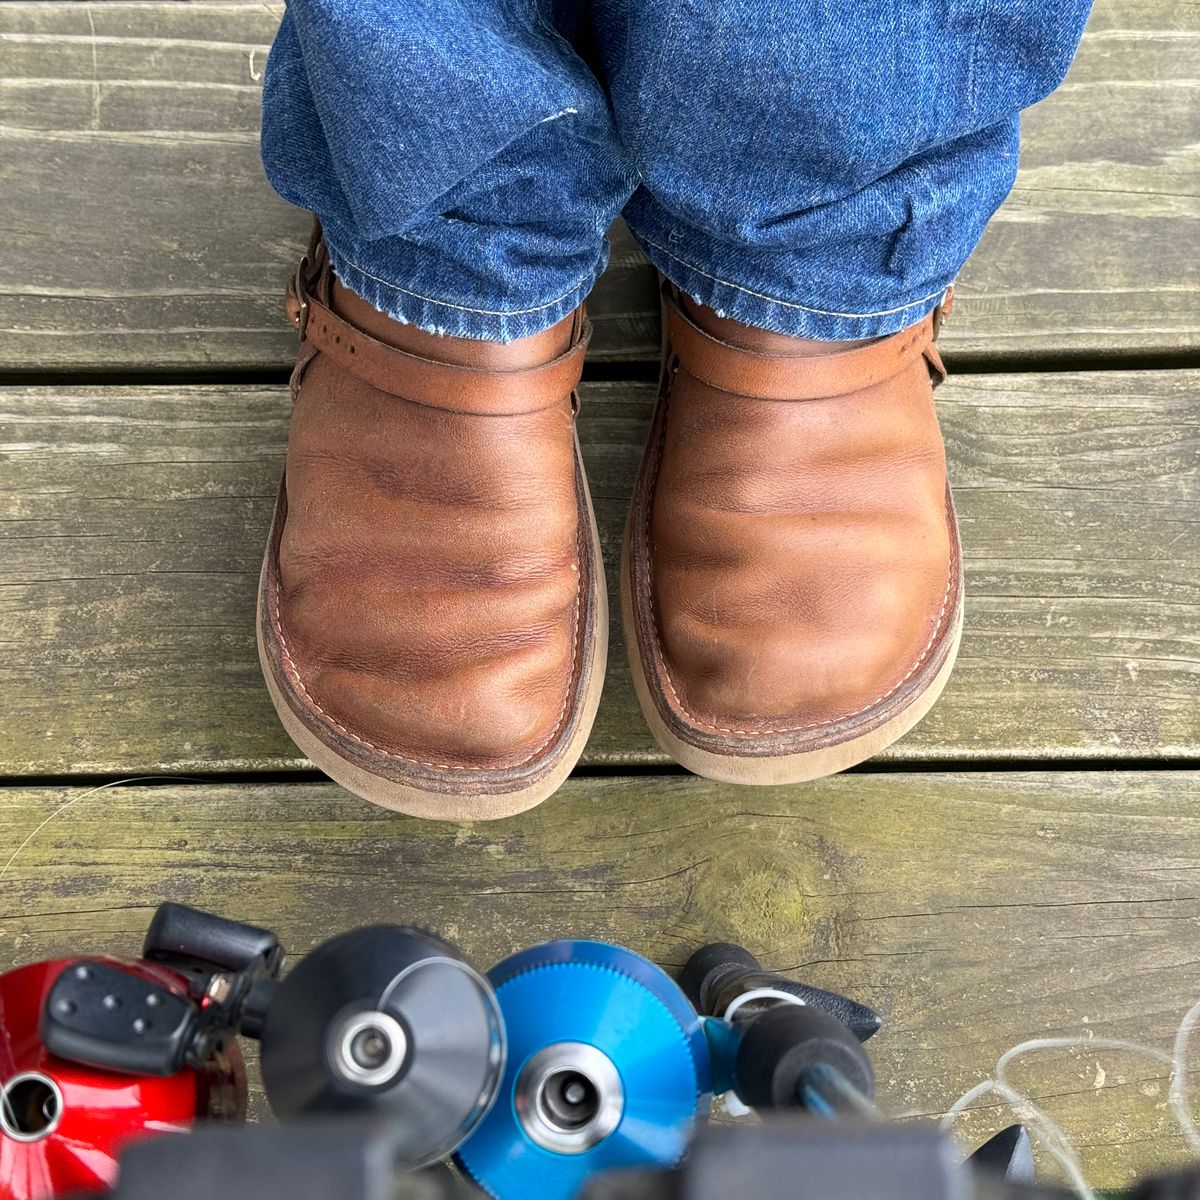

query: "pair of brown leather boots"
xmin=258 ymin=238 xmax=962 ymax=821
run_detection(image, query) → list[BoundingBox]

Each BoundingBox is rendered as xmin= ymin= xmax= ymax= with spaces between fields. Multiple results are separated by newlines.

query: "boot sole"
xmin=257 ymin=431 xmax=607 ymax=822
xmin=619 ymin=506 xmax=963 ymax=787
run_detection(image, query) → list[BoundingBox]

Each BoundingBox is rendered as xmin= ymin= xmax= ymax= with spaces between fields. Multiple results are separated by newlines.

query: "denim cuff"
xmin=323 ymin=237 xmax=609 ymax=344
xmin=626 ymin=213 xmax=956 ymax=343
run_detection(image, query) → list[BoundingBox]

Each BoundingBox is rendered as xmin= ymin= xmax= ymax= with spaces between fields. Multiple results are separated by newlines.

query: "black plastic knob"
xmin=680 ymin=942 xmax=760 ymax=1013
xmin=734 ymin=1004 xmax=874 ymax=1111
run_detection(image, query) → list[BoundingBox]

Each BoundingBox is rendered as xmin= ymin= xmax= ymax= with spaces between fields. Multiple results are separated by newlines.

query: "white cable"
xmin=1 ymin=776 xmax=211 ymax=1084
xmin=945 ymin=1077 xmax=1096 ymax=1200
xmin=721 ymin=987 xmax=806 ymax=1023
xmin=1168 ymin=999 xmax=1200 ymax=1153
xmin=3 ymin=774 xmax=200 ymax=1098
xmin=943 ymin=1001 xmax=1200 ymax=1198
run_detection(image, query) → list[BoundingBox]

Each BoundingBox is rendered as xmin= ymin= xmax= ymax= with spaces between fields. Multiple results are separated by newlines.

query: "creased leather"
xmin=262 ymin=242 xmax=596 ymax=782
xmin=628 ymin=285 xmax=962 ymax=755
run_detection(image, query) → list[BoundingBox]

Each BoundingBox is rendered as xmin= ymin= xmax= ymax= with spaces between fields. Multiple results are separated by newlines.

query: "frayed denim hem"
xmin=632 ymin=232 xmax=955 ymax=342
xmin=323 ymin=239 xmax=607 ymax=343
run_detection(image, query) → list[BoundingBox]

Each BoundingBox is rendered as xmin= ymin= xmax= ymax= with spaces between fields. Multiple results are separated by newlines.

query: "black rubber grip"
xmin=679 ymin=941 xmax=882 ymax=1041
xmin=680 ymin=942 xmax=761 ymax=1013
xmin=143 ymin=903 xmax=282 ymax=974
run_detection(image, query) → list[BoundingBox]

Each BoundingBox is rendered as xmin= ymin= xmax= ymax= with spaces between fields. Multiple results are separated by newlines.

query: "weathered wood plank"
xmin=0 ymin=1 xmax=1195 ymax=369
xmin=3 ymin=771 xmax=1199 ymax=1187
xmin=1 ymin=371 xmax=1196 ymax=775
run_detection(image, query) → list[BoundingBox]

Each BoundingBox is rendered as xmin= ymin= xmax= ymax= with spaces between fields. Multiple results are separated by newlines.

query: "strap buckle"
xmin=287 ymin=255 xmax=312 ymax=339
xmin=931 ymin=284 xmax=955 ymax=341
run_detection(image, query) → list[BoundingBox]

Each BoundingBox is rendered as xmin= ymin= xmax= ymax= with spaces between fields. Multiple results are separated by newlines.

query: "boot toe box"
xmin=268 ymin=554 xmax=585 ymax=776
xmin=650 ymin=506 xmax=958 ymax=741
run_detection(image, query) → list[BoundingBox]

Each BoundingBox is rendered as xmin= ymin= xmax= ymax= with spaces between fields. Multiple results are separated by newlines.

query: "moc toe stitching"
xmin=642 ymin=478 xmax=959 ymax=739
xmin=266 ymin=513 xmax=586 ymax=773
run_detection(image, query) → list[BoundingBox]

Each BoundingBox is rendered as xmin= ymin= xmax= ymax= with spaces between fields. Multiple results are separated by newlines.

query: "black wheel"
xmin=259 ymin=926 xmax=504 ymax=1167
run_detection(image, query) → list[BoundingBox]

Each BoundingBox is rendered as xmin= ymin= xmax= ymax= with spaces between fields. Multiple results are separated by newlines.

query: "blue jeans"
xmin=261 ymin=0 xmax=1091 ymax=343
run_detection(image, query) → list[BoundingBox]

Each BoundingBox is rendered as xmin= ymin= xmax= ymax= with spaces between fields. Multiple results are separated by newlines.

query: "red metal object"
xmin=0 ymin=958 xmax=246 ymax=1200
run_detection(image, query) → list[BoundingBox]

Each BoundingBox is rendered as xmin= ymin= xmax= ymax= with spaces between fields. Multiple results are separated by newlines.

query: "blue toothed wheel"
xmin=455 ymin=940 xmax=712 ymax=1200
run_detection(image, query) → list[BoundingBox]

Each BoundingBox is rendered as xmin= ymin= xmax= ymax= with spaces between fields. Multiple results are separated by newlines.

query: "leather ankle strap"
xmin=662 ymin=284 xmax=951 ymax=401
xmin=286 ymin=250 xmax=590 ymax=416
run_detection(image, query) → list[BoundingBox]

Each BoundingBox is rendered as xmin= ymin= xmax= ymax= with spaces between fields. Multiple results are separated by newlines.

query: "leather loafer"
xmin=621 ymin=283 xmax=962 ymax=784
xmin=258 ymin=236 xmax=606 ymax=819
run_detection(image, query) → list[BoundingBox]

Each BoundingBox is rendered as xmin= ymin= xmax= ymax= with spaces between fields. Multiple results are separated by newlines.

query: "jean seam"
xmin=529 ymin=0 xmax=582 ymax=65
xmin=332 ymin=247 xmax=599 ymax=318
xmin=641 ymin=237 xmax=951 ymax=320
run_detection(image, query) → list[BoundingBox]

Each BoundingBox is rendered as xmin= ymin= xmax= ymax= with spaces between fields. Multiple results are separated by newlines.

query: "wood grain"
xmin=0 ymin=0 xmax=1195 ymax=370
xmin=1 ymin=370 xmax=1195 ymax=775
xmin=3 ymin=771 xmax=1199 ymax=1188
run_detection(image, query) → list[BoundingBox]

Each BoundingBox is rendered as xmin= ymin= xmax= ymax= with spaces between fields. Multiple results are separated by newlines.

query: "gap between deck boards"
xmin=4 ymin=757 xmax=1200 ymax=795
xmin=3 ymin=347 xmax=1200 ymax=391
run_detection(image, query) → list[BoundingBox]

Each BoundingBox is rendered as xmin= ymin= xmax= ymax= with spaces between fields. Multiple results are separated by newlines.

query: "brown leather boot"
xmin=257 ymin=239 xmax=606 ymax=819
xmin=621 ymin=283 xmax=962 ymax=784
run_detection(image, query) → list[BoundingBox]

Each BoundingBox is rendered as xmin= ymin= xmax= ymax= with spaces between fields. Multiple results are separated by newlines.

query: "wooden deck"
xmin=1 ymin=1 xmax=1197 ymax=1190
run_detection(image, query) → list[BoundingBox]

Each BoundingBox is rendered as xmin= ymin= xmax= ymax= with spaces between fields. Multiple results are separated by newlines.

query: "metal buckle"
xmin=290 ymin=255 xmax=311 ymax=338
xmin=931 ymin=284 xmax=955 ymax=341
